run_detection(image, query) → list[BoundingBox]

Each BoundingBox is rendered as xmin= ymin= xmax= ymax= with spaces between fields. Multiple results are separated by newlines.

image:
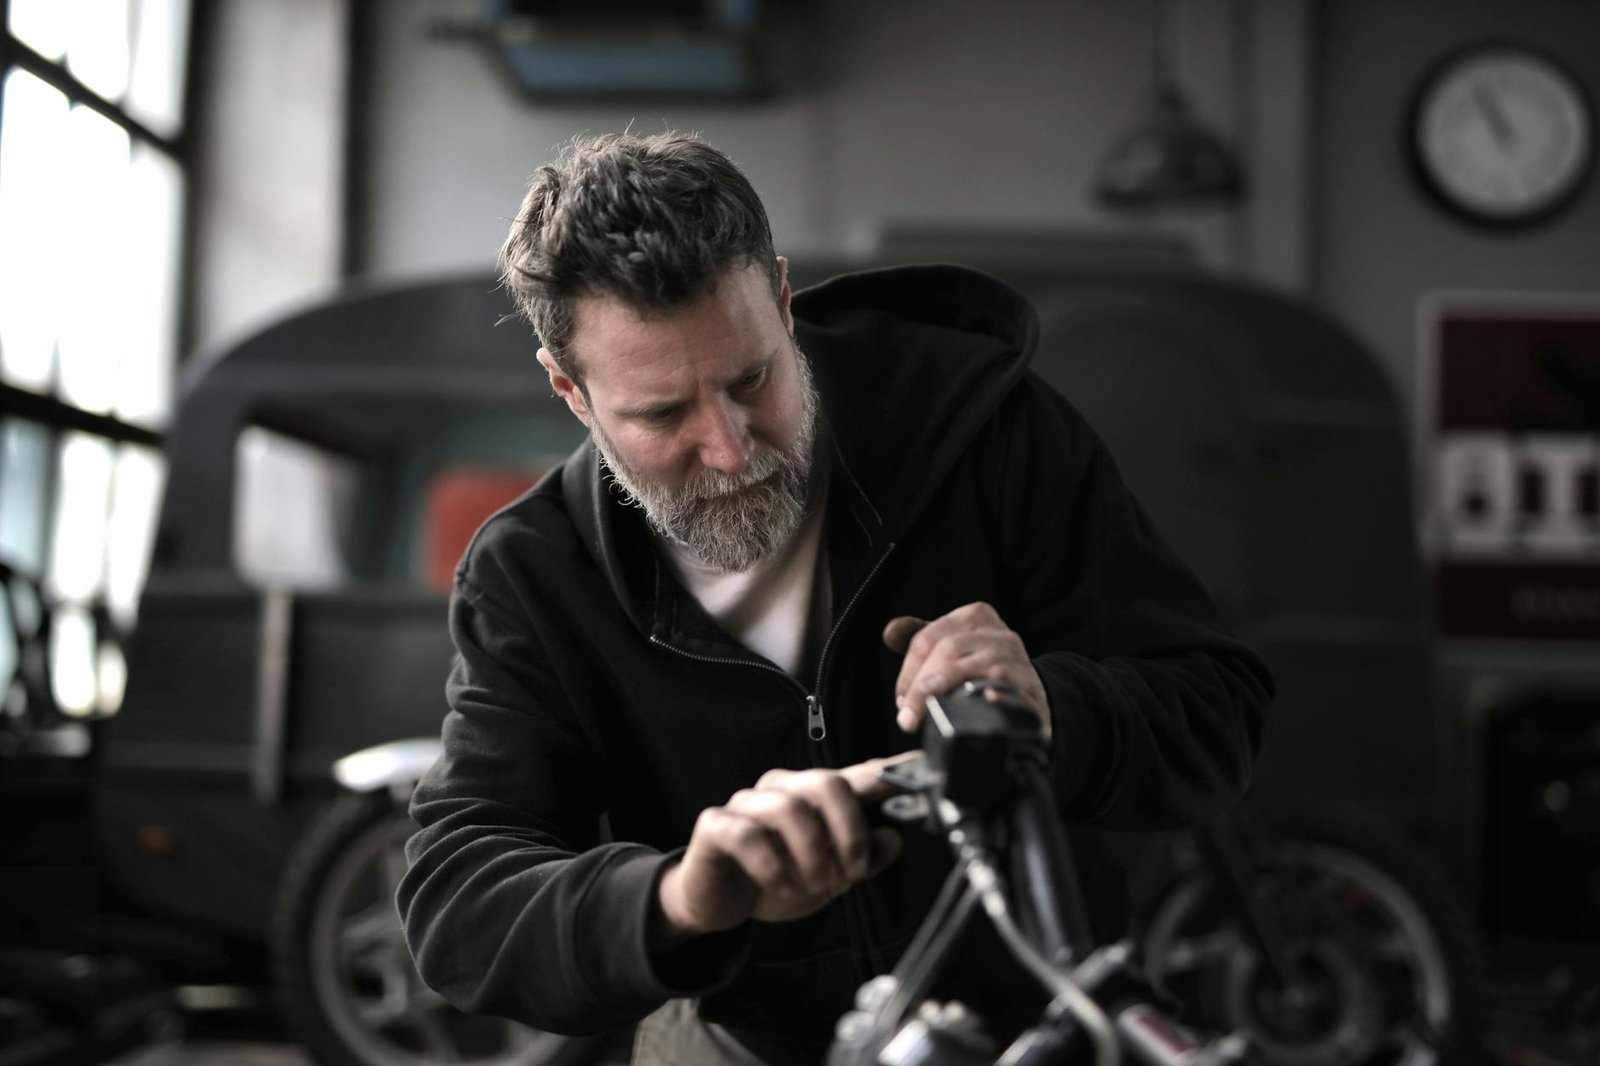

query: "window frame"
xmin=0 ymin=0 xmax=196 ymax=727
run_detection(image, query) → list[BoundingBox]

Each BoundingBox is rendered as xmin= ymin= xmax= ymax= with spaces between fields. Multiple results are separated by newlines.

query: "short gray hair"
xmin=499 ymin=131 xmax=782 ymax=386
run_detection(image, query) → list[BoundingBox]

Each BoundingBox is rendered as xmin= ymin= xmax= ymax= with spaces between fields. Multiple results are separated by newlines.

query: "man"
xmin=398 ymin=131 xmax=1272 ymax=1065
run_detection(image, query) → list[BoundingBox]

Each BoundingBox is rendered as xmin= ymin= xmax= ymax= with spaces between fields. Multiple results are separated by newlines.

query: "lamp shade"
xmin=1095 ymin=85 xmax=1244 ymax=207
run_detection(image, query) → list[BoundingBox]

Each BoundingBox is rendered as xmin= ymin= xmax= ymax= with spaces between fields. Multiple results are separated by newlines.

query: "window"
xmin=0 ymin=0 xmax=190 ymax=728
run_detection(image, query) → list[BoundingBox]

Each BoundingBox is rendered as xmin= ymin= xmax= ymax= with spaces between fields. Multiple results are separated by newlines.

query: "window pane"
xmin=66 ymin=0 xmax=133 ymax=103
xmin=8 ymin=0 xmax=70 ymax=61
xmin=126 ymin=0 xmax=191 ymax=137
xmin=118 ymin=144 xmax=182 ymax=426
xmin=235 ymin=427 xmax=361 ymax=588
xmin=57 ymin=106 xmax=133 ymax=416
xmin=0 ymin=593 xmax=14 ymax=718
xmin=98 ymin=638 xmax=127 ymax=714
xmin=106 ymin=444 xmax=165 ymax=631
xmin=48 ymin=432 xmax=114 ymax=602
xmin=3 ymin=554 xmax=47 ymax=721
xmin=0 ymin=70 xmax=70 ymax=393
xmin=50 ymin=603 xmax=96 ymax=716
xmin=0 ymin=419 xmax=55 ymax=575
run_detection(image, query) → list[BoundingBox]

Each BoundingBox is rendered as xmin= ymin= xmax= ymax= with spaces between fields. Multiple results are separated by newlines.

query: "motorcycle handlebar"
xmin=828 ymin=681 xmax=1244 ymax=1066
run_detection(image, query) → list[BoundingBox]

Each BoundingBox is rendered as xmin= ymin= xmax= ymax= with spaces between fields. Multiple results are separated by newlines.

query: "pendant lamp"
xmin=1095 ymin=0 xmax=1244 ymax=208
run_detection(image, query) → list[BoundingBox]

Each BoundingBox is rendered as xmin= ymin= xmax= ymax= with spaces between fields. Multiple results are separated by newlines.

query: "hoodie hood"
xmin=792 ymin=263 xmax=1039 ymax=539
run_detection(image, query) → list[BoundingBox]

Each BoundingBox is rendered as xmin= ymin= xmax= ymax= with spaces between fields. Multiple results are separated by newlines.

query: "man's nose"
xmin=694 ymin=397 xmax=753 ymax=474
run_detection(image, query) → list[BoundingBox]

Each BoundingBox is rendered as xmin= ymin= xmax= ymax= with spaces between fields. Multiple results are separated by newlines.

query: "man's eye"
xmin=732 ymin=368 xmax=768 ymax=394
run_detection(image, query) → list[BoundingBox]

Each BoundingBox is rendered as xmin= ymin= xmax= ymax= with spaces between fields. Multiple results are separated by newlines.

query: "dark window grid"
xmin=0 ymin=1 xmax=189 ymax=724
xmin=0 ymin=33 xmax=176 ymax=716
xmin=1 ymin=409 xmax=163 ymax=726
xmin=0 ymin=21 xmax=186 ymax=159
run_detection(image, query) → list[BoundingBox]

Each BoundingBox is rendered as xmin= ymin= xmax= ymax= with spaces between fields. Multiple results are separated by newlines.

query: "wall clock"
xmin=1409 ymin=43 xmax=1595 ymax=228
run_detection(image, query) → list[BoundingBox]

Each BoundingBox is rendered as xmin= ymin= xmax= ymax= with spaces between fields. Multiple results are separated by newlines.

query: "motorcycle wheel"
xmin=272 ymin=790 xmax=600 ymax=1066
xmin=1141 ymin=810 xmax=1483 ymax=1066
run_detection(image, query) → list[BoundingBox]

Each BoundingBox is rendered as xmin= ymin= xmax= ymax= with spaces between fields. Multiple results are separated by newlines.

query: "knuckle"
xmin=790 ymin=771 xmax=835 ymax=804
xmin=728 ymin=817 xmax=768 ymax=850
xmin=767 ymin=791 xmax=804 ymax=819
xmin=744 ymin=845 xmax=783 ymax=884
xmin=816 ymin=772 xmax=852 ymax=801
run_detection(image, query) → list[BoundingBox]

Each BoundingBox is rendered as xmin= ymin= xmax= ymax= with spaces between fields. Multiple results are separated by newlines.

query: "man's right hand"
xmin=650 ymin=755 xmax=913 ymax=949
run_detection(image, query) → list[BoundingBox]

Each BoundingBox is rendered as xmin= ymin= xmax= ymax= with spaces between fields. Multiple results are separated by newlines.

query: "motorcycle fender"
xmin=332 ymin=738 xmax=443 ymax=800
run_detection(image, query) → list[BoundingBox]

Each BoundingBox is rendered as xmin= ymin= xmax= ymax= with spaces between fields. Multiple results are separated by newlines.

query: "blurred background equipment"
xmin=428 ymin=0 xmax=774 ymax=99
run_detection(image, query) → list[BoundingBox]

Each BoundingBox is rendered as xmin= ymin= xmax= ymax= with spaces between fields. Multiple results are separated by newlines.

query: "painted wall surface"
xmin=190 ymin=0 xmax=349 ymax=357
xmin=1314 ymin=0 xmax=1600 ymax=417
xmin=351 ymin=0 xmax=1286 ymax=282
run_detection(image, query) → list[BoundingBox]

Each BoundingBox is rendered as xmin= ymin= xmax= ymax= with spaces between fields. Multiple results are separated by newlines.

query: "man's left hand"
xmin=882 ymin=602 xmax=1050 ymax=739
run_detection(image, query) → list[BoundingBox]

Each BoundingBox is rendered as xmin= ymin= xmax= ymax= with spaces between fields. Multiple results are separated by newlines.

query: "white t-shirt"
xmin=659 ymin=472 xmax=832 ymax=682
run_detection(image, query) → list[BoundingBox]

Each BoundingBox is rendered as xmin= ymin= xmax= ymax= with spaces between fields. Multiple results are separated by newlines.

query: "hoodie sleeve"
xmin=396 ymin=557 xmax=751 ymax=1034
xmin=986 ymin=374 xmax=1274 ymax=831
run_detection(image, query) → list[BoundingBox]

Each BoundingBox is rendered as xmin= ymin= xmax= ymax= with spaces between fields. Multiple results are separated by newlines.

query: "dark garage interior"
xmin=3 ymin=1 xmax=1600 ymax=1064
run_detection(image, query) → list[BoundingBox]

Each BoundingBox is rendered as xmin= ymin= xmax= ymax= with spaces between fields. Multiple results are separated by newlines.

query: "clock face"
xmin=1412 ymin=45 xmax=1595 ymax=226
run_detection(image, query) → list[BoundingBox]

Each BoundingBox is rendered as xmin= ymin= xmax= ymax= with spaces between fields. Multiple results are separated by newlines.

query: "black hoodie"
xmin=398 ymin=265 xmax=1273 ymax=1064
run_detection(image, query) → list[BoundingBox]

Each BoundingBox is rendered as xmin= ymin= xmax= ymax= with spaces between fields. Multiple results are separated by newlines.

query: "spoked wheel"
xmin=274 ymin=792 xmax=599 ymax=1066
xmin=1142 ymin=813 xmax=1482 ymax=1066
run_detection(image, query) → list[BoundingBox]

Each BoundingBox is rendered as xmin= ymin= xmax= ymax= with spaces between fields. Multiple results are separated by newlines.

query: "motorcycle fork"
xmin=1194 ymin=819 xmax=1306 ymax=990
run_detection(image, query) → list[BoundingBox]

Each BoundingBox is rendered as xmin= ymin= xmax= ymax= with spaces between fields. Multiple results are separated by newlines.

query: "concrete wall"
xmin=1313 ymin=0 xmax=1600 ymax=420
xmin=189 ymin=0 xmax=349 ymax=357
xmin=351 ymin=0 xmax=1310 ymax=289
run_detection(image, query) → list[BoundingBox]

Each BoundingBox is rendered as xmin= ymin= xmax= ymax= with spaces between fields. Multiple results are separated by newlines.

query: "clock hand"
xmin=1473 ymin=84 xmax=1516 ymax=150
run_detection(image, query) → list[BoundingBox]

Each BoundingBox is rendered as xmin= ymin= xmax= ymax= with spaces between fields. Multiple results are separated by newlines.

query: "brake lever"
xmin=873 ymin=752 xmax=938 ymax=828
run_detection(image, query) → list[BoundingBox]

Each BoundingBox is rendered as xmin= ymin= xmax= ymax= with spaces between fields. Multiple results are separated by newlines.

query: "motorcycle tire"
xmin=1140 ymin=808 xmax=1484 ymax=1066
xmin=272 ymin=790 xmax=604 ymax=1066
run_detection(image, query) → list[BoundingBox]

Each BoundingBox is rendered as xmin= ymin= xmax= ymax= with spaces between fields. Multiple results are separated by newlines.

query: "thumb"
xmin=882 ymin=615 xmax=928 ymax=654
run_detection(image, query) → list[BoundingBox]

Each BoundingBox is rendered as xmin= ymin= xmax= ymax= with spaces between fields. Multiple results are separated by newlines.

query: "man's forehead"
xmin=567 ymin=269 xmax=780 ymax=388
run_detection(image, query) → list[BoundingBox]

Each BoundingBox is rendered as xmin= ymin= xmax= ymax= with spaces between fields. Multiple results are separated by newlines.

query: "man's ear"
xmin=775 ymin=255 xmax=794 ymax=334
xmin=537 ymin=347 xmax=592 ymax=427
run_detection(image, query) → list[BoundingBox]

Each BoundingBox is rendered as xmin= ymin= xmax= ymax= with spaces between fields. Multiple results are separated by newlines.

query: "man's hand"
xmin=651 ymin=755 xmax=912 ymax=949
xmin=882 ymin=602 xmax=1050 ymax=738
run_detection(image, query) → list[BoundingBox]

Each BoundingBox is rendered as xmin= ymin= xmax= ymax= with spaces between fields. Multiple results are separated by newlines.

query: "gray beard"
xmin=591 ymin=346 xmax=819 ymax=573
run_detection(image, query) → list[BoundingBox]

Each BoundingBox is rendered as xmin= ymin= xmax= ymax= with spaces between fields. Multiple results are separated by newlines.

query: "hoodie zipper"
xmin=649 ymin=542 xmax=897 ymax=745
xmin=808 ymin=543 xmax=896 ymax=737
xmin=649 ymin=541 xmax=899 ymax=988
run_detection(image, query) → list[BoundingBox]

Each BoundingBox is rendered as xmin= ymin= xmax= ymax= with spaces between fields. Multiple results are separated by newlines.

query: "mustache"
xmin=679 ymin=450 xmax=786 ymax=501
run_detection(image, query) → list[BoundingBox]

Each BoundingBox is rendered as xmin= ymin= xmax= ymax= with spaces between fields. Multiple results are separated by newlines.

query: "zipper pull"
xmin=806 ymin=695 xmax=827 ymax=741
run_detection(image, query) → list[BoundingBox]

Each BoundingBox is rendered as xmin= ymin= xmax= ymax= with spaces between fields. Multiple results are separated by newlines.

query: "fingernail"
xmin=897 ymin=707 xmax=914 ymax=731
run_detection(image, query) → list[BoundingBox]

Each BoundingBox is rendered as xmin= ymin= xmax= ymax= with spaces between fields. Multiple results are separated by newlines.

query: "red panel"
xmin=425 ymin=468 xmax=543 ymax=592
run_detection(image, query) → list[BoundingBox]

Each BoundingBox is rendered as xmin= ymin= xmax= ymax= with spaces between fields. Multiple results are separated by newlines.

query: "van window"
xmin=231 ymin=402 xmax=582 ymax=590
xmin=234 ymin=426 xmax=359 ymax=588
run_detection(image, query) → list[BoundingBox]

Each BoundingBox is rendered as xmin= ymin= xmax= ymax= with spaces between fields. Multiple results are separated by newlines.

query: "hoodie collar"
xmin=793 ymin=263 xmax=1038 ymax=538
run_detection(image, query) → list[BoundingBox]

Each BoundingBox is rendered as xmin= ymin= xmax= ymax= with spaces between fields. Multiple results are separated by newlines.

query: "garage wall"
xmin=189 ymin=0 xmax=350 ymax=358
xmin=349 ymin=0 xmax=1310 ymax=288
xmin=1313 ymin=0 xmax=1600 ymax=416
xmin=192 ymin=0 xmax=1600 ymax=430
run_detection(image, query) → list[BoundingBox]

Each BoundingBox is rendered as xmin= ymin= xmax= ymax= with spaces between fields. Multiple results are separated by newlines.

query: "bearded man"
xmin=397 ymin=131 xmax=1273 ymax=1066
